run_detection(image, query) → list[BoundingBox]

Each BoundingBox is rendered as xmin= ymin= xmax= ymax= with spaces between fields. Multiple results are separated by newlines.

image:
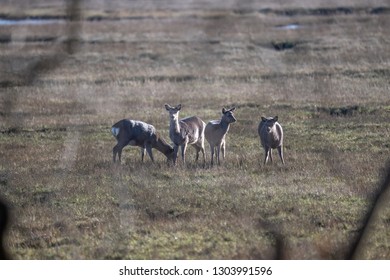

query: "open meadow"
xmin=1 ymin=0 xmax=390 ymax=259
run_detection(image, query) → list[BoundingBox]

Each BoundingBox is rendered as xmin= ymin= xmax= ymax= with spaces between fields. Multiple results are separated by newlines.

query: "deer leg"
xmin=181 ymin=143 xmax=188 ymax=164
xmin=201 ymin=145 xmax=206 ymax=165
xmin=113 ymin=146 xmax=118 ymax=163
xmin=200 ymin=138 xmax=206 ymax=165
xmin=216 ymin=145 xmax=221 ymax=165
xmin=173 ymin=145 xmax=179 ymax=165
xmin=194 ymin=145 xmax=200 ymax=162
xmin=145 ymin=144 xmax=154 ymax=162
xmin=264 ymin=147 xmax=270 ymax=165
xmin=209 ymin=145 xmax=215 ymax=166
xmin=140 ymin=147 xmax=145 ymax=162
xmin=113 ymin=144 xmax=123 ymax=163
xmin=221 ymin=140 xmax=226 ymax=160
xmin=277 ymin=146 xmax=285 ymax=165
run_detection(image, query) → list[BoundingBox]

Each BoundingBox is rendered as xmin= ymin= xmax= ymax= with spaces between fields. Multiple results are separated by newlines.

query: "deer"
xmin=205 ymin=107 xmax=237 ymax=166
xmin=111 ymin=119 xmax=174 ymax=163
xmin=164 ymin=104 xmax=206 ymax=166
xmin=258 ymin=116 xmax=285 ymax=165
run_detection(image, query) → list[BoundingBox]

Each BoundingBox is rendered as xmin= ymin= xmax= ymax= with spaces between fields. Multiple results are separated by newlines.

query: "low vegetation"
xmin=0 ymin=0 xmax=390 ymax=259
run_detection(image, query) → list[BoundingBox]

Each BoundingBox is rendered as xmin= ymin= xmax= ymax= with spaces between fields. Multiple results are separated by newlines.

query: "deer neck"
xmin=153 ymin=138 xmax=172 ymax=157
xmin=268 ymin=125 xmax=280 ymax=142
xmin=220 ymin=118 xmax=230 ymax=133
xmin=169 ymin=113 xmax=181 ymax=134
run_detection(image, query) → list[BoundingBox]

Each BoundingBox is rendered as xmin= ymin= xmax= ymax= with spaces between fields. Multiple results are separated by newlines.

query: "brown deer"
xmin=165 ymin=104 xmax=206 ymax=166
xmin=205 ymin=107 xmax=237 ymax=166
xmin=111 ymin=119 xmax=174 ymax=163
xmin=258 ymin=116 xmax=285 ymax=165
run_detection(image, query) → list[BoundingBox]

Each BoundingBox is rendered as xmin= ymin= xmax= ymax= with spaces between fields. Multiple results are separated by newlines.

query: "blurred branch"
xmin=25 ymin=0 xmax=82 ymax=83
xmin=347 ymin=161 xmax=390 ymax=259
xmin=0 ymin=199 xmax=10 ymax=260
xmin=1 ymin=0 xmax=81 ymax=127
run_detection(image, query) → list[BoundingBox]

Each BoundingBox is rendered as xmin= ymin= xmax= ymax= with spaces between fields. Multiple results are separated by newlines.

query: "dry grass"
xmin=1 ymin=0 xmax=390 ymax=259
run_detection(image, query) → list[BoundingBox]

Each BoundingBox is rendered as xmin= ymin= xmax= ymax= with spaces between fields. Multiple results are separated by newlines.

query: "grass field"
xmin=1 ymin=0 xmax=390 ymax=259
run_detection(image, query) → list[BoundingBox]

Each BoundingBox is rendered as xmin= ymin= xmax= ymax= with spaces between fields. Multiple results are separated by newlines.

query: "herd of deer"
xmin=111 ymin=104 xmax=285 ymax=166
xmin=2 ymin=106 xmax=388 ymax=260
xmin=0 ymin=106 xmax=284 ymax=260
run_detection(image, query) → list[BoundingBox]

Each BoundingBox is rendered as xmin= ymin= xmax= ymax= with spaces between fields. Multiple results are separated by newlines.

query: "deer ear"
xmin=165 ymin=104 xmax=171 ymax=111
xmin=176 ymin=104 xmax=182 ymax=110
xmin=261 ymin=117 xmax=266 ymax=122
xmin=230 ymin=107 xmax=236 ymax=112
xmin=222 ymin=108 xmax=227 ymax=114
xmin=274 ymin=116 xmax=278 ymax=122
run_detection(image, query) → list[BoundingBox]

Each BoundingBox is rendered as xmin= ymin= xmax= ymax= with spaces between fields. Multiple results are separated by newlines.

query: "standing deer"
xmin=164 ymin=104 xmax=206 ymax=166
xmin=205 ymin=107 xmax=236 ymax=166
xmin=258 ymin=116 xmax=285 ymax=165
xmin=111 ymin=119 xmax=174 ymax=163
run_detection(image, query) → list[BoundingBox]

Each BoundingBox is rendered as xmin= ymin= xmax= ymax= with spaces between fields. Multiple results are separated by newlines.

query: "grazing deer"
xmin=205 ymin=107 xmax=236 ymax=166
xmin=258 ymin=116 xmax=285 ymax=165
xmin=164 ymin=104 xmax=206 ymax=166
xmin=111 ymin=119 xmax=174 ymax=163
xmin=0 ymin=198 xmax=9 ymax=260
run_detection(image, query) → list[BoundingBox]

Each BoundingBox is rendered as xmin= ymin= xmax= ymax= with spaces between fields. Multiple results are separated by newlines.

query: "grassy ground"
xmin=1 ymin=0 xmax=390 ymax=259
